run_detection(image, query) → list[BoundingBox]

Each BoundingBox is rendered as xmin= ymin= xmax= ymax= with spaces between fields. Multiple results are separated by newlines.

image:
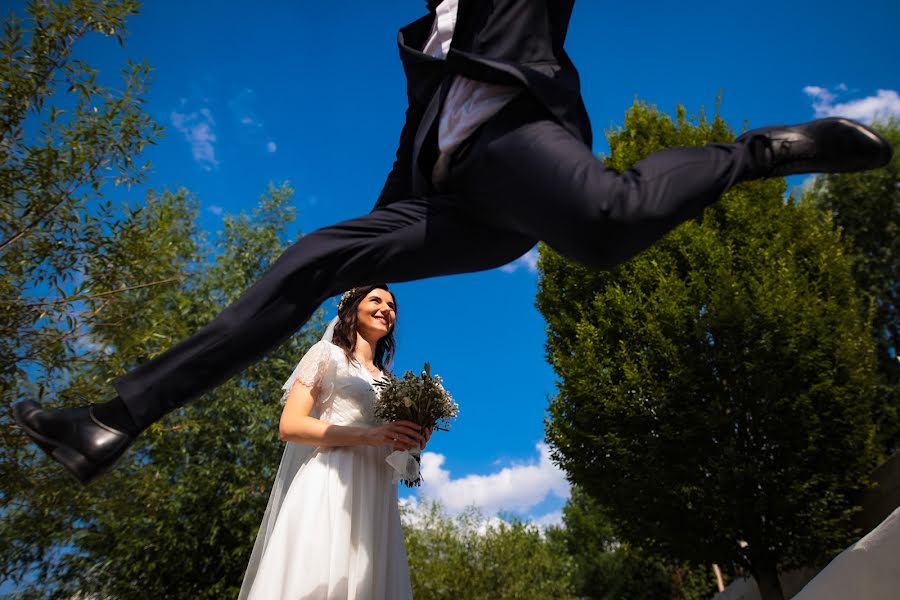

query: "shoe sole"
xmin=12 ymin=404 xmax=106 ymax=485
xmin=820 ymin=117 xmax=893 ymax=171
xmin=741 ymin=117 xmax=894 ymax=175
xmin=855 ymin=120 xmax=894 ymax=168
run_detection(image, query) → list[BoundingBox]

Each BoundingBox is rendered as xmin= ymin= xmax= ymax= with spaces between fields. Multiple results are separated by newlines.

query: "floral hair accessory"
xmin=337 ymin=288 xmax=358 ymax=313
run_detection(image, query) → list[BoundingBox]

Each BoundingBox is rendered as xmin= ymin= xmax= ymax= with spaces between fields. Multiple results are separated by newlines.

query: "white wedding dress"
xmin=239 ymin=339 xmax=413 ymax=600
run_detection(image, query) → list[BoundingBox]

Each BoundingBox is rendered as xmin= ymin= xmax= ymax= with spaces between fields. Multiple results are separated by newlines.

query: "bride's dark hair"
xmin=331 ymin=284 xmax=397 ymax=373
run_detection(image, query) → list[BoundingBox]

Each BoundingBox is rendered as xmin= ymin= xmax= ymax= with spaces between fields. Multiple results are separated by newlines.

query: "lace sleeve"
xmin=280 ymin=341 xmax=334 ymax=404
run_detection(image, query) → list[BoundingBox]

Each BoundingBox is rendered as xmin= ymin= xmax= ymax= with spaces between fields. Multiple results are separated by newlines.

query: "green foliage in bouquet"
xmin=373 ymin=363 xmax=459 ymax=486
xmin=373 ymin=362 xmax=459 ymax=431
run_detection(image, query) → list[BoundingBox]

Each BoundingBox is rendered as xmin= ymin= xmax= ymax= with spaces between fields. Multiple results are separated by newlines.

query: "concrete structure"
xmin=792 ymin=506 xmax=900 ymax=600
xmin=714 ymin=452 xmax=900 ymax=599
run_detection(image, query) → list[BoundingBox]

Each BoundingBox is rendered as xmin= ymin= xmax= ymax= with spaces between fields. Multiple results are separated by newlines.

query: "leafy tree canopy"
xmin=538 ymin=100 xmax=880 ymax=600
xmin=402 ymin=501 xmax=577 ymax=600
xmin=804 ymin=119 xmax=900 ymax=453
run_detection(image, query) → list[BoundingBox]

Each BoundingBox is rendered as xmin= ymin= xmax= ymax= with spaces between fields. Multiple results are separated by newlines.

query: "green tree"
xmin=2 ymin=184 xmax=327 ymax=598
xmin=0 ymin=0 xmax=164 ymax=536
xmin=403 ymin=501 xmax=577 ymax=600
xmin=1 ymin=187 xmax=198 ymax=595
xmin=0 ymin=0 xmax=160 ymax=386
xmin=0 ymin=0 xmax=168 ymax=591
xmin=0 ymin=4 xmax=329 ymax=596
xmin=537 ymin=101 xmax=880 ymax=600
xmin=558 ymin=486 xmax=717 ymax=600
xmin=804 ymin=119 xmax=900 ymax=453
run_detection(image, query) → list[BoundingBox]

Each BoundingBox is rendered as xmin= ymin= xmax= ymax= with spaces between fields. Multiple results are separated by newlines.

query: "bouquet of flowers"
xmin=373 ymin=362 xmax=459 ymax=487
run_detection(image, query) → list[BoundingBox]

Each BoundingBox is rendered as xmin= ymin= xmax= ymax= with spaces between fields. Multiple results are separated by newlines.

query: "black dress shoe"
xmin=737 ymin=117 xmax=893 ymax=177
xmin=13 ymin=400 xmax=133 ymax=485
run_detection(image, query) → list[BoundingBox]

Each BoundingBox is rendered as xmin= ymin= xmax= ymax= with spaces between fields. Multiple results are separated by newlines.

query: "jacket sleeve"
xmin=373 ymin=102 xmax=419 ymax=211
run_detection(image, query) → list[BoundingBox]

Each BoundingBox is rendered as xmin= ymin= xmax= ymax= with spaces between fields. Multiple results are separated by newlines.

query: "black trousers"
xmin=114 ymin=96 xmax=760 ymax=428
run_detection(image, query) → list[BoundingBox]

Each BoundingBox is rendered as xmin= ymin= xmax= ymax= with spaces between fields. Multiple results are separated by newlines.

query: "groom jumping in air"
xmin=15 ymin=0 xmax=893 ymax=484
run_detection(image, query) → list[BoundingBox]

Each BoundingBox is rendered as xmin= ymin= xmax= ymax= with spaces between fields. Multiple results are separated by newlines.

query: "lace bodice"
xmin=283 ymin=341 xmax=383 ymax=427
xmin=241 ymin=341 xmax=411 ymax=600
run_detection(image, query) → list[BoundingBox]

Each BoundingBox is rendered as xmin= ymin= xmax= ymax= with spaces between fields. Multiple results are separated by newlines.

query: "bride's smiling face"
xmin=356 ymin=288 xmax=396 ymax=340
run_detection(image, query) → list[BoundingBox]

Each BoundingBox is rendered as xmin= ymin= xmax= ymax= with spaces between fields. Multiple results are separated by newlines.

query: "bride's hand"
xmin=368 ymin=421 xmax=425 ymax=451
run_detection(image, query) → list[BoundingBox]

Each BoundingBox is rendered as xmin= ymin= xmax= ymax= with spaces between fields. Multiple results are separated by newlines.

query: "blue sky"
xmin=6 ymin=0 xmax=900 ymax=529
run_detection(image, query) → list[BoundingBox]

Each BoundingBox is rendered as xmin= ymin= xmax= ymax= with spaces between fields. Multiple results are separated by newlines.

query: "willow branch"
xmin=0 ymin=154 xmax=112 ymax=254
xmin=0 ymin=22 xmax=87 ymax=146
xmin=12 ymin=277 xmax=181 ymax=307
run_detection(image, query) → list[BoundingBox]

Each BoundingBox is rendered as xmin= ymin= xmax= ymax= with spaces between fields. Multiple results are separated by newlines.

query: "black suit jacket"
xmin=374 ymin=0 xmax=591 ymax=209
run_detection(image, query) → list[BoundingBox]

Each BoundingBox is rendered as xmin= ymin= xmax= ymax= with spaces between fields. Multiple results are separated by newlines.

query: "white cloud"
xmin=531 ymin=510 xmax=564 ymax=529
xmin=72 ymin=330 xmax=114 ymax=356
xmin=400 ymin=495 xmax=560 ymax=534
xmin=417 ymin=442 xmax=569 ymax=517
xmin=228 ymin=89 xmax=282 ymax=156
xmin=171 ymin=100 xmax=219 ymax=170
xmin=208 ymin=205 xmax=224 ymax=216
xmin=499 ymin=246 xmax=540 ymax=274
xmin=804 ymin=85 xmax=900 ymax=123
xmin=798 ymin=174 xmax=820 ymax=195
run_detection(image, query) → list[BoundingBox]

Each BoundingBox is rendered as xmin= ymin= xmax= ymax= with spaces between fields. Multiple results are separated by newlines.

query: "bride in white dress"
xmin=239 ymin=285 xmax=426 ymax=599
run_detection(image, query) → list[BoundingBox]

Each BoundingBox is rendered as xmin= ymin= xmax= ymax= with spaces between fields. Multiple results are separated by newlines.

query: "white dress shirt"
xmin=422 ymin=0 xmax=521 ymax=186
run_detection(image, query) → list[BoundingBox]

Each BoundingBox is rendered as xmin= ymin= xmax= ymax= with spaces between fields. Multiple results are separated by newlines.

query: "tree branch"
xmin=0 ymin=22 xmax=87 ymax=146
xmin=13 ymin=277 xmax=182 ymax=307
xmin=0 ymin=153 xmax=112 ymax=254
